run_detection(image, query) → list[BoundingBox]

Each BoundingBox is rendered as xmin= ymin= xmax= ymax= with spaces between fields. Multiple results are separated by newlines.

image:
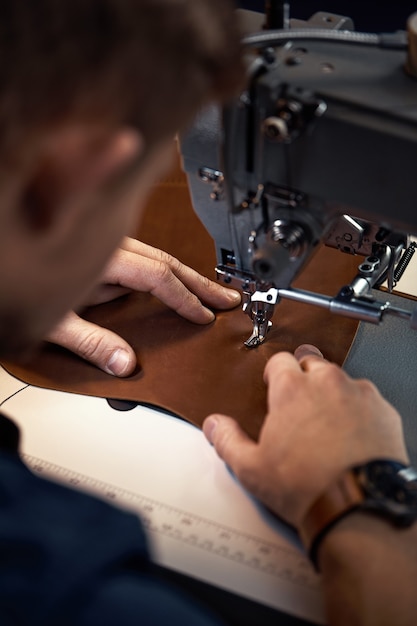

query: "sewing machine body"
xmin=181 ymin=8 xmax=417 ymax=346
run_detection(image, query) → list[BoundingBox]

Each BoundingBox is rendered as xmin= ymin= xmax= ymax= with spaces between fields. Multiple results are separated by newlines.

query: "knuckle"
xmin=319 ymin=362 xmax=345 ymax=384
xmin=154 ymin=248 xmax=181 ymax=272
xmin=166 ymin=253 xmax=182 ymax=274
xmin=236 ymin=463 xmax=260 ymax=494
xmin=355 ymin=377 xmax=383 ymax=408
xmin=76 ymin=329 xmax=108 ymax=362
xmin=198 ymin=273 xmax=217 ymax=292
xmin=274 ymin=368 xmax=299 ymax=392
xmin=152 ymin=259 xmax=175 ymax=285
xmin=264 ymin=352 xmax=293 ymax=376
xmin=356 ymin=377 xmax=377 ymax=394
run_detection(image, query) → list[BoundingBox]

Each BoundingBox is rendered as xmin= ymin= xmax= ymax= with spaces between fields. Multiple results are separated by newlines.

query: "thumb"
xmin=202 ymin=414 xmax=258 ymax=477
xmin=46 ymin=311 xmax=137 ymax=377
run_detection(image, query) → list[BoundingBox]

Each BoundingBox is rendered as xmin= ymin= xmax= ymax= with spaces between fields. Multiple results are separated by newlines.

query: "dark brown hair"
xmin=0 ymin=0 xmax=244 ymax=161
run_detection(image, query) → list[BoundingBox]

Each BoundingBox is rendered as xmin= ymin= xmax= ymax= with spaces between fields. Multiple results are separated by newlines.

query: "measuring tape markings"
xmin=23 ymin=454 xmax=319 ymax=590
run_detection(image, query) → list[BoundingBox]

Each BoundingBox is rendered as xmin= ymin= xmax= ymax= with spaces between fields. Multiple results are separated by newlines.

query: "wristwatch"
xmin=300 ymin=459 xmax=417 ymax=570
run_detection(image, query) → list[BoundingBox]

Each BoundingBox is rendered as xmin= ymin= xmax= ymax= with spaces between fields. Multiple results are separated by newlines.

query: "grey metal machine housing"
xmin=181 ymin=9 xmax=417 ymax=348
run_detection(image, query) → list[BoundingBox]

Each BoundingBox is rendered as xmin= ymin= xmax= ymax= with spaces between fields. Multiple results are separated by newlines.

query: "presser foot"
xmin=243 ymin=294 xmax=276 ymax=348
xmin=244 ymin=318 xmax=273 ymax=348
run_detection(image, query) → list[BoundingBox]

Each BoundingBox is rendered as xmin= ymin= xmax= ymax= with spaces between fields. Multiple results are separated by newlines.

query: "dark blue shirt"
xmin=0 ymin=415 xmax=222 ymax=625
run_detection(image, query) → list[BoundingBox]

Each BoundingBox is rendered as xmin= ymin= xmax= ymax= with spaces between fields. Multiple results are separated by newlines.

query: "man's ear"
xmin=19 ymin=126 xmax=144 ymax=233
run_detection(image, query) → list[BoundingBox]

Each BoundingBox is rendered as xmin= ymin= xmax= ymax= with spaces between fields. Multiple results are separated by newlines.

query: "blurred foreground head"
xmin=0 ymin=0 xmax=244 ymax=162
xmin=0 ymin=0 xmax=244 ymax=358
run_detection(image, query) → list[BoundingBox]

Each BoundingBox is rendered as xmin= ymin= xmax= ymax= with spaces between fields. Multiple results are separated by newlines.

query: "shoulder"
xmin=0 ymin=449 xmax=150 ymax=623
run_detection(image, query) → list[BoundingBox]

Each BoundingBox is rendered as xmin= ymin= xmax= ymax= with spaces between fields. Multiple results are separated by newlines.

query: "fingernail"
xmin=203 ymin=308 xmax=216 ymax=322
xmin=302 ymin=344 xmax=323 ymax=357
xmin=294 ymin=344 xmax=324 ymax=361
xmin=203 ymin=417 xmax=218 ymax=444
xmin=226 ymin=289 xmax=241 ymax=304
xmin=106 ymin=349 xmax=132 ymax=376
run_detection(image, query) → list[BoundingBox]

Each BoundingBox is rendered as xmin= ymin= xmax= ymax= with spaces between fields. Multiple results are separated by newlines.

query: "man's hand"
xmin=202 ymin=344 xmax=409 ymax=528
xmin=46 ymin=237 xmax=241 ymax=376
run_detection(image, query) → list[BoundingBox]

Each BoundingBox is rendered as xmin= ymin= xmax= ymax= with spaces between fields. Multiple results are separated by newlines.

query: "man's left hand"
xmin=46 ymin=237 xmax=241 ymax=376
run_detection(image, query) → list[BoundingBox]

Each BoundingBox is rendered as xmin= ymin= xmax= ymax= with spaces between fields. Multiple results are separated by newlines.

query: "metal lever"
xmin=241 ymin=284 xmax=417 ymax=348
xmin=277 ymin=286 xmax=417 ymax=327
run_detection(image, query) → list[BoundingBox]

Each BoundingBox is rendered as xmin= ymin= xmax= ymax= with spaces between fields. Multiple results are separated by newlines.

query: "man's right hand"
xmin=202 ymin=344 xmax=409 ymax=528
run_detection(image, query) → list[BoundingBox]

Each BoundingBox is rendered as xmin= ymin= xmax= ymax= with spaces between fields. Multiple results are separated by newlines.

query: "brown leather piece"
xmin=2 ymin=153 xmax=360 ymax=440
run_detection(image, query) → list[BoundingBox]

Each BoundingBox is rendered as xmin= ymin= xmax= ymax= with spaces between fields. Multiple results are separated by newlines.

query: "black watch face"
xmin=355 ymin=460 xmax=417 ymax=526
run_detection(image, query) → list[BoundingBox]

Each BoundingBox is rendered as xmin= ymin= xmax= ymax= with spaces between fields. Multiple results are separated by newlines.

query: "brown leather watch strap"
xmin=300 ymin=470 xmax=365 ymax=570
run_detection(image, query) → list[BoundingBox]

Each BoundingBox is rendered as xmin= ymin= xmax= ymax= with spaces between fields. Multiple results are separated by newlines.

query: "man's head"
xmin=0 ymin=0 xmax=244 ymax=358
xmin=0 ymin=0 xmax=244 ymax=160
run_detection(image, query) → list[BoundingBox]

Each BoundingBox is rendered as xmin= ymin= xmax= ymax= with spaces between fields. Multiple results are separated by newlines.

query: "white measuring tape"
xmin=23 ymin=454 xmax=318 ymax=591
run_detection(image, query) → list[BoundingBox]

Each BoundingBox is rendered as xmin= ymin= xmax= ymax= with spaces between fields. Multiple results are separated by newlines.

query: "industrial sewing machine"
xmin=180 ymin=3 xmax=417 ymax=348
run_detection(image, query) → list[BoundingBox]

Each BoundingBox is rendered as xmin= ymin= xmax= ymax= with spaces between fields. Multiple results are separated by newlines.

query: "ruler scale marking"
xmin=23 ymin=454 xmax=318 ymax=590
